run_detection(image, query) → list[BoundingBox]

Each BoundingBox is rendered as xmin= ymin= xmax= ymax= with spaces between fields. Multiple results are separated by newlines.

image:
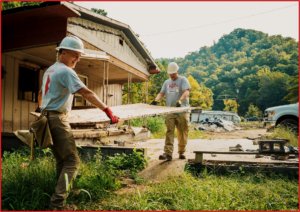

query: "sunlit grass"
xmin=99 ymin=171 xmax=299 ymax=211
xmin=271 ymin=126 xmax=299 ymax=147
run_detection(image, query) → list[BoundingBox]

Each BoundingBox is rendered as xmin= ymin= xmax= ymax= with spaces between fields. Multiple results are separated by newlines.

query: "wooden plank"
xmin=12 ymin=58 xmax=21 ymax=131
xmin=193 ymin=151 xmax=297 ymax=155
xmin=3 ymin=56 xmax=15 ymax=132
xmin=95 ymin=82 xmax=101 ymax=99
xmin=21 ymin=101 xmax=29 ymax=130
xmin=1 ymin=54 xmax=7 ymax=129
xmin=100 ymin=83 xmax=103 ymax=102
xmin=31 ymin=103 xmax=201 ymax=124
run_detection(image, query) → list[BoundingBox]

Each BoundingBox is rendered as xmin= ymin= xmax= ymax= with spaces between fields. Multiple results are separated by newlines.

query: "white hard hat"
xmin=167 ymin=62 xmax=179 ymax=74
xmin=56 ymin=36 xmax=86 ymax=55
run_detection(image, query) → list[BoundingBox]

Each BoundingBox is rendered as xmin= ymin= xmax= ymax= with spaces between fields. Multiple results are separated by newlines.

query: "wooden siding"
xmin=86 ymin=78 xmax=122 ymax=107
xmin=68 ymin=17 xmax=149 ymax=76
xmin=1 ymin=54 xmax=122 ymax=133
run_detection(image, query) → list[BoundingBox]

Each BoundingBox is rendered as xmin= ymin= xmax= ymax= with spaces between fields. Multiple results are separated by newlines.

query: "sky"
xmin=75 ymin=1 xmax=299 ymax=59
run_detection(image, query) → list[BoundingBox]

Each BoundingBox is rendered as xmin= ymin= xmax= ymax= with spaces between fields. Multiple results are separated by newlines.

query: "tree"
xmin=187 ymin=76 xmax=213 ymax=109
xmin=246 ymin=104 xmax=260 ymax=117
xmin=223 ymin=99 xmax=239 ymax=112
xmin=283 ymin=75 xmax=299 ymax=103
xmin=244 ymin=88 xmax=252 ymax=99
xmin=157 ymin=28 xmax=298 ymax=114
xmin=91 ymin=8 xmax=107 ymax=16
xmin=147 ymin=60 xmax=169 ymax=105
xmin=1 ymin=1 xmax=43 ymax=10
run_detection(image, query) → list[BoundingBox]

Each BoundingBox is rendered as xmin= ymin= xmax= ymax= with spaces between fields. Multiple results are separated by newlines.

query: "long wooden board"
xmin=30 ymin=103 xmax=200 ymax=124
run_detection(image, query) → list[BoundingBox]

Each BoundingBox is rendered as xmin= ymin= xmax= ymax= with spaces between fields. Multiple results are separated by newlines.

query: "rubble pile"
xmin=194 ymin=118 xmax=242 ymax=132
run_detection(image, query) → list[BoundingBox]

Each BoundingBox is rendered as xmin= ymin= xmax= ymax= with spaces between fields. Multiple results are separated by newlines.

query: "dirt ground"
xmin=202 ymin=129 xmax=270 ymax=139
xmin=118 ymin=128 xmax=296 ymax=193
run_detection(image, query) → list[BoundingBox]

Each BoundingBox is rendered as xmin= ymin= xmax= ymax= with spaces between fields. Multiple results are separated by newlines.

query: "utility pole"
xmin=236 ymin=89 xmax=239 ymax=115
xmin=235 ymin=85 xmax=240 ymax=115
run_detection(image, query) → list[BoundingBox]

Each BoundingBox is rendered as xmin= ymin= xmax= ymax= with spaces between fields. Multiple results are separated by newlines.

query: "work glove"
xmin=35 ymin=104 xmax=41 ymax=112
xmin=103 ymin=107 xmax=119 ymax=124
xmin=149 ymin=99 xmax=159 ymax=105
xmin=176 ymin=100 xmax=182 ymax=107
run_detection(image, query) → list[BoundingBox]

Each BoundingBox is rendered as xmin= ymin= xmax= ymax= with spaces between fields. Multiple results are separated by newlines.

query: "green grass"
xmin=98 ymin=170 xmax=298 ymax=211
xmin=236 ymin=121 xmax=262 ymax=126
xmin=130 ymin=116 xmax=207 ymax=139
xmin=2 ymin=147 xmax=299 ymax=211
xmin=1 ymin=147 xmax=148 ymax=211
xmin=271 ymin=125 xmax=299 ymax=147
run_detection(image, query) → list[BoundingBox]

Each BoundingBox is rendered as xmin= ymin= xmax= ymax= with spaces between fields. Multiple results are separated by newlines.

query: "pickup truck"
xmin=264 ymin=103 xmax=299 ymax=132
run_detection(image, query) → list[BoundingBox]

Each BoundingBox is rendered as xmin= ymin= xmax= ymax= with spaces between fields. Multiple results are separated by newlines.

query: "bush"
xmin=241 ymin=116 xmax=245 ymax=122
xmin=127 ymin=115 xmax=166 ymax=133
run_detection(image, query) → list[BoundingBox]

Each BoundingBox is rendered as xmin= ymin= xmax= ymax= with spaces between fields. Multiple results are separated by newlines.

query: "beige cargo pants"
xmin=164 ymin=112 xmax=190 ymax=156
xmin=47 ymin=114 xmax=80 ymax=210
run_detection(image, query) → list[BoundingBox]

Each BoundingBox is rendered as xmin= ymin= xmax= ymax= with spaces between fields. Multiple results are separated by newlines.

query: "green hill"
xmin=155 ymin=28 xmax=299 ymax=116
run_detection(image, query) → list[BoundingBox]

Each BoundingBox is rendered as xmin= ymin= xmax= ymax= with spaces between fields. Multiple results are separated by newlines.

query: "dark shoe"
xmin=159 ymin=153 xmax=172 ymax=161
xmin=179 ymin=154 xmax=186 ymax=159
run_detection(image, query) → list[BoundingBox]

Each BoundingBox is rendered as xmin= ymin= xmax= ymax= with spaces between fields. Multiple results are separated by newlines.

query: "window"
xmin=73 ymin=74 xmax=88 ymax=106
xmin=119 ymin=37 xmax=124 ymax=46
xmin=18 ymin=66 xmax=39 ymax=102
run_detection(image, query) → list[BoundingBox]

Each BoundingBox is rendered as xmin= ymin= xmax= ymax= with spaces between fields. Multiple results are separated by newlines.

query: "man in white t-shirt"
xmin=37 ymin=36 xmax=118 ymax=210
xmin=150 ymin=62 xmax=191 ymax=161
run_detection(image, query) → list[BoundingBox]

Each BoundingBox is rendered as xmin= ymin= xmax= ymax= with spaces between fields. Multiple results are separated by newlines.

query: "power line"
xmin=141 ymin=4 xmax=298 ymax=37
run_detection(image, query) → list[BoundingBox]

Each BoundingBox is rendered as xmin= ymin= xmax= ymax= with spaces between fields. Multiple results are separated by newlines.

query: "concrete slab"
xmin=133 ymin=138 xmax=298 ymax=163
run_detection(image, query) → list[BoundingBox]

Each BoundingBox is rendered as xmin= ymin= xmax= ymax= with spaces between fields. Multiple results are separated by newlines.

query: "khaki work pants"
xmin=47 ymin=114 xmax=80 ymax=210
xmin=164 ymin=112 xmax=190 ymax=156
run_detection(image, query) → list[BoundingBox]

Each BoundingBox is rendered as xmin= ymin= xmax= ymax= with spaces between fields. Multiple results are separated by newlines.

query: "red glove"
xmin=103 ymin=107 xmax=119 ymax=124
xmin=35 ymin=104 xmax=41 ymax=112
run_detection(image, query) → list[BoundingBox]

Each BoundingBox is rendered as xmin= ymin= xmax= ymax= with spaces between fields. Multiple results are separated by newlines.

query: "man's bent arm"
xmin=76 ymin=87 xmax=107 ymax=110
xmin=155 ymin=92 xmax=165 ymax=101
xmin=179 ymin=89 xmax=189 ymax=101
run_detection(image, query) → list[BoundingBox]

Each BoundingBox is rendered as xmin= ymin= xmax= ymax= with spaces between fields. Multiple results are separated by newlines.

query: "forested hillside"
xmin=155 ymin=28 xmax=299 ymax=115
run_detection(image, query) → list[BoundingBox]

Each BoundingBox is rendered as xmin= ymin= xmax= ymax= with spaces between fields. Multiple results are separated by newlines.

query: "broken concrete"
xmin=194 ymin=119 xmax=241 ymax=132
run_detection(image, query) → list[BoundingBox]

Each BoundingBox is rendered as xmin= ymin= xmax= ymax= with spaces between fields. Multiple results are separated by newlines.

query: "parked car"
xmin=247 ymin=117 xmax=258 ymax=121
xmin=264 ymin=103 xmax=299 ymax=133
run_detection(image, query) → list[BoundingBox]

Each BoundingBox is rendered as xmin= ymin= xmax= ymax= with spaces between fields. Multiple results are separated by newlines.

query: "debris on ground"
xmin=229 ymin=144 xmax=244 ymax=151
xmin=194 ymin=118 xmax=241 ymax=132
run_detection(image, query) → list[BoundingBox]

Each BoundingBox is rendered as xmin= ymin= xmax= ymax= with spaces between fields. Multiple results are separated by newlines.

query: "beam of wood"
xmin=194 ymin=151 xmax=298 ymax=155
xmin=30 ymin=103 xmax=200 ymax=124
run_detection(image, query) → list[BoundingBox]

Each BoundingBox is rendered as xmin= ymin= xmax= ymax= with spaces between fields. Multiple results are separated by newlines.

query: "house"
xmin=1 ymin=1 xmax=160 ymax=136
xmin=191 ymin=110 xmax=241 ymax=123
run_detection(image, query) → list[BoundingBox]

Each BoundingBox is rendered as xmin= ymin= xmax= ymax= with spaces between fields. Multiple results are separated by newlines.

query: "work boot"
xmin=159 ymin=153 xmax=172 ymax=161
xmin=179 ymin=154 xmax=186 ymax=159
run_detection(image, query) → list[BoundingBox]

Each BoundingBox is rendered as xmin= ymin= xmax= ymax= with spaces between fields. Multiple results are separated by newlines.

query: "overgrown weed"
xmin=271 ymin=125 xmax=299 ymax=147
xmin=1 ymin=147 xmax=148 ymax=211
xmin=101 ymin=168 xmax=299 ymax=211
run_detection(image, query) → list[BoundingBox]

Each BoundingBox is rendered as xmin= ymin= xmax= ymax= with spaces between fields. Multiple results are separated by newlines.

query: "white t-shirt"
xmin=40 ymin=62 xmax=85 ymax=112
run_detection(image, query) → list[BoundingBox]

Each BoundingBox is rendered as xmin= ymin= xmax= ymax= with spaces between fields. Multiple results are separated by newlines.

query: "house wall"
xmin=1 ymin=53 xmax=122 ymax=133
xmin=68 ymin=17 xmax=149 ymax=76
